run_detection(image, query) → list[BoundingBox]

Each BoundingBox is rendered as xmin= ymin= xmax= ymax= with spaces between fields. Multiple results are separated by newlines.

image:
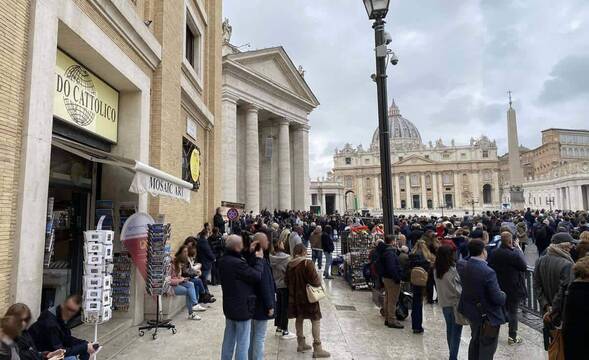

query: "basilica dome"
xmin=371 ymin=100 xmax=422 ymax=151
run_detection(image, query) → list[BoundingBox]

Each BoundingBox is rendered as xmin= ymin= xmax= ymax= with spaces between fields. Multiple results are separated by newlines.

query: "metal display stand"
xmin=139 ymin=223 xmax=175 ymax=340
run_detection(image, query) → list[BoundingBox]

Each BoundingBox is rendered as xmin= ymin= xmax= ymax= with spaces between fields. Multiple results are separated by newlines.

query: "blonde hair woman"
xmin=409 ymin=240 xmax=435 ymax=334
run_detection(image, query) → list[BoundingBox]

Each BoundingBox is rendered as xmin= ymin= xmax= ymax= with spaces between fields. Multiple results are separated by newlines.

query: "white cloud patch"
xmin=224 ymin=0 xmax=589 ymax=178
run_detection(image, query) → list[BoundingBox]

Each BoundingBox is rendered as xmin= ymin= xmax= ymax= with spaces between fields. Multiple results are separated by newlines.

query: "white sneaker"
xmin=193 ymin=304 xmax=207 ymax=312
xmin=508 ymin=336 xmax=523 ymax=345
xmin=188 ymin=313 xmax=202 ymax=320
xmin=281 ymin=332 xmax=296 ymax=340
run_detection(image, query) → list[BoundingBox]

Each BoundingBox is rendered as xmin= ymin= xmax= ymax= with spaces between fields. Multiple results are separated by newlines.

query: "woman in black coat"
xmin=562 ymin=256 xmax=589 ymax=360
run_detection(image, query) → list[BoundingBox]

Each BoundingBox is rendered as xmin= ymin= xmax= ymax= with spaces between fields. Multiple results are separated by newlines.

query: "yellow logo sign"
xmin=54 ymin=49 xmax=119 ymax=143
xmin=190 ymin=147 xmax=201 ymax=183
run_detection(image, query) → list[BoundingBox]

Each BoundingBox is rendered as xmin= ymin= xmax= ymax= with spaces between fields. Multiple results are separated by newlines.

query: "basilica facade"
xmin=318 ymin=101 xmax=502 ymax=215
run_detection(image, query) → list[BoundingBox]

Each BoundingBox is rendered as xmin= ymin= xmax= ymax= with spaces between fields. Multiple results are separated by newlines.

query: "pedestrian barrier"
xmin=521 ymin=265 xmax=542 ymax=316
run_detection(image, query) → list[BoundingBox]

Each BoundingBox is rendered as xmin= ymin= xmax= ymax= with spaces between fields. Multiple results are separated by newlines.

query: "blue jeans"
xmin=411 ymin=285 xmax=423 ymax=331
xmin=248 ymin=319 xmax=268 ymax=360
xmin=174 ymin=281 xmax=197 ymax=314
xmin=312 ymin=249 xmax=323 ymax=269
xmin=442 ymin=306 xmax=463 ymax=360
xmin=221 ymin=319 xmax=251 ymax=360
xmin=323 ymin=252 xmax=333 ymax=276
xmin=201 ymin=269 xmax=211 ymax=292
xmin=189 ymin=277 xmax=205 ymax=302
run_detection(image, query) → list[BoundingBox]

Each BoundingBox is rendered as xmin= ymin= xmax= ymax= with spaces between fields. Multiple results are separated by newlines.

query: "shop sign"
xmin=186 ymin=117 xmax=198 ymax=140
xmin=54 ymin=49 xmax=119 ymax=143
xmin=130 ymin=172 xmax=191 ymax=202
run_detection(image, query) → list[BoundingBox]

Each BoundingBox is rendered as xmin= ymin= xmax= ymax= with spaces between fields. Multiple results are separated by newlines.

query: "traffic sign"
xmin=227 ymin=208 xmax=239 ymax=221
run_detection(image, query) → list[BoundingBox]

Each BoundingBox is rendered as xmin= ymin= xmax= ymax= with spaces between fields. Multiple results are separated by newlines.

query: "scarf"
xmin=546 ymin=244 xmax=574 ymax=263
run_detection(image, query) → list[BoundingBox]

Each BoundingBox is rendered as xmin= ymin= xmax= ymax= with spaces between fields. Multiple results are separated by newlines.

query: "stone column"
xmin=405 ymin=177 xmax=411 ymax=209
xmin=454 ymin=172 xmax=461 ymax=209
xmin=292 ymin=125 xmax=310 ymax=211
xmin=374 ymin=176 xmax=380 ymax=210
xmin=278 ymin=119 xmax=292 ymax=210
xmin=394 ymin=175 xmax=401 ymax=209
xmin=432 ymin=172 xmax=439 ymax=209
xmin=320 ymin=192 xmax=326 ymax=215
xmin=420 ymin=173 xmax=427 ymax=209
xmin=357 ymin=176 xmax=364 ymax=209
xmin=245 ymin=104 xmax=260 ymax=213
xmin=221 ymin=94 xmax=238 ymax=202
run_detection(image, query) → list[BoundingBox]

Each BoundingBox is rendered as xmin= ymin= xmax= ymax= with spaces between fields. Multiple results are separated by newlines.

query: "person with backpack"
xmin=375 ymin=235 xmax=404 ymax=329
xmin=409 ymin=240 xmax=435 ymax=334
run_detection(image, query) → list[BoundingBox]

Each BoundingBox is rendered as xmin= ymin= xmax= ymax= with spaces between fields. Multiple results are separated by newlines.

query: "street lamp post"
xmin=363 ymin=0 xmax=394 ymax=236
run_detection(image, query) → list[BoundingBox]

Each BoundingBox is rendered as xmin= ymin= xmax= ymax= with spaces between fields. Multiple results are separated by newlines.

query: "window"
xmin=399 ymin=175 xmax=406 ymax=188
xmin=427 ymin=199 xmax=433 ymax=209
xmin=401 ymin=200 xmax=406 ymax=209
xmin=442 ymin=173 xmax=453 ymax=185
xmin=185 ymin=24 xmax=195 ymax=66
xmin=344 ymin=176 xmax=353 ymax=188
xmin=184 ymin=5 xmax=203 ymax=76
xmin=412 ymin=195 xmax=421 ymax=209
xmin=410 ymin=174 xmax=419 ymax=187
xmin=442 ymin=153 xmax=450 ymax=159
xmin=345 ymin=157 xmax=352 ymax=165
xmin=311 ymin=194 xmax=318 ymax=205
xmin=482 ymin=150 xmax=489 ymax=158
xmin=461 ymin=153 xmax=466 ymax=159
xmin=182 ymin=137 xmax=201 ymax=191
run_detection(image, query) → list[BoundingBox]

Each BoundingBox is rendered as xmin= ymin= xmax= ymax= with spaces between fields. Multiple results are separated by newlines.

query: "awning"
xmin=52 ymin=135 xmax=192 ymax=202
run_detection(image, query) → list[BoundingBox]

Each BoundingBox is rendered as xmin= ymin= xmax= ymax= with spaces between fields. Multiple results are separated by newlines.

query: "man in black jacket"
xmin=488 ymin=231 xmax=527 ymax=345
xmin=377 ymin=235 xmax=404 ymax=329
xmin=218 ymin=234 xmax=264 ymax=360
xmin=245 ymin=233 xmax=276 ymax=360
xmin=321 ymin=225 xmax=335 ymax=279
xmin=29 ymin=295 xmax=96 ymax=360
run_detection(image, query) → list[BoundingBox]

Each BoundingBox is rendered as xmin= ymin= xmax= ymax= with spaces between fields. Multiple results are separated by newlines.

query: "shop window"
xmin=182 ymin=137 xmax=201 ymax=191
xmin=345 ymin=157 xmax=351 ymax=165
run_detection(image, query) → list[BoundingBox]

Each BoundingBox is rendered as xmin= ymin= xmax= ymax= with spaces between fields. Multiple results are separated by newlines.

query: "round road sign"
xmin=227 ymin=208 xmax=239 ymax=221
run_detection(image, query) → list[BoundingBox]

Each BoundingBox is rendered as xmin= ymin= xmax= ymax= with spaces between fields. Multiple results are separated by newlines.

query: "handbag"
xmin=548 ymin=329 xmax=565 ymax=360
xmin=453 ymin=306 xmax=470 ymax=326
xmin=410 ymin=267 xmax=428 ymax=287
xmin=305 ymin=259 xmax=326 ymax=303
xmin=306 ymin=283 xmax=326 ymax=303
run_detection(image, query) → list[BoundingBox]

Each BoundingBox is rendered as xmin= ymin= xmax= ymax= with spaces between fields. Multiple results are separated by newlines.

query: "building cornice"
xmin=223 ymin=59 xmax=317 ymax=113
xmin=88 ymin=0 xmax=162 ymax=70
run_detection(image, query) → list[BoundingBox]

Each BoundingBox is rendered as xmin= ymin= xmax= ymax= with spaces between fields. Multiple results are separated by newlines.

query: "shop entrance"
xmin=42 ymin=146 xmax=94 ymax=312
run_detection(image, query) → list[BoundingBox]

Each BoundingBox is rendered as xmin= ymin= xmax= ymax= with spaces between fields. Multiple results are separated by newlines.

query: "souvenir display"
xmin=44 ymin=197 xmax=56 ymax=267
xmin=82 ymin=230 xmax=114 ymax=323
xmin=139 ymin=223 xmax=176 ymax=340
xmin=112 ymin=252 xmax=132 ymax=312
xmin=344 ymin=226 xmax=376 ymax=290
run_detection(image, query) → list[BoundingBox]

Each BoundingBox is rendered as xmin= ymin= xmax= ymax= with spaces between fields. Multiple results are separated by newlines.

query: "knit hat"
xmin=551 ymin=232 xmax=574 ymax=244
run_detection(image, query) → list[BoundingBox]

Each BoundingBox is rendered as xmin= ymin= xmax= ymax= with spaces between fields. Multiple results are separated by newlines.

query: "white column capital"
xmin=245 ymin=103 xmax=260 ymax=113
xmin=222 ymin=93 xmax=239 ymax=104
xmin=277 ymin=118 xmax=290 ymax=127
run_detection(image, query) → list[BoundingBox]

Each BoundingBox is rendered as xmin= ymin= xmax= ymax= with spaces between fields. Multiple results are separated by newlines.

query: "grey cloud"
xmin=538 ymin=55 xmax=589 ymax=104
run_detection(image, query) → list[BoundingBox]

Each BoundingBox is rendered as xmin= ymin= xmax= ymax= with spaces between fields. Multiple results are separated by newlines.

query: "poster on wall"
xmin=54 ymin=49 xmax=119 ymax=143
xmin=120 ymin=212 xmax=154 ymax=280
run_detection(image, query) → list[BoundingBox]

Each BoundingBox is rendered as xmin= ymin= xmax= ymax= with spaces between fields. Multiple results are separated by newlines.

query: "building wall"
xmin=0 ymin=0 xmax=30 ymax=313
xmin=148 ymin=0 xmax=221 ymax=249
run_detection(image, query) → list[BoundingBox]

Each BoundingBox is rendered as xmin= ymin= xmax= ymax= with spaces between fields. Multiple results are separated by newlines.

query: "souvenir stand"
xmin=138 ymin=223 xmax=175 ymax=339
xmin=81 ymin=217 xmax=114 ymax=358
xmin=344 ymin=226 xmax=375 ymax=290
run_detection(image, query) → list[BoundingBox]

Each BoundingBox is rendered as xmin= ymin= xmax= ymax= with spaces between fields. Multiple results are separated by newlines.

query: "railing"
xmin=521 ymin=265 xmax=542 ymax=316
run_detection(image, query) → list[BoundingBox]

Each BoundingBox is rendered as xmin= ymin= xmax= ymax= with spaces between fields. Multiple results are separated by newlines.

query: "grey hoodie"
xmin=269 ymin=251 xmax=291 ymax=289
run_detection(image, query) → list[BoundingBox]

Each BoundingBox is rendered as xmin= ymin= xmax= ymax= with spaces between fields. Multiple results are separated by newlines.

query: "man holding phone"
xmin=29 ymin=295 xmax=97 ymax=360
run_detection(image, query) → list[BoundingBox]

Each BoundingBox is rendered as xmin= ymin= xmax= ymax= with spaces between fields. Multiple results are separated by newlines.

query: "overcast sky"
xmin=224 ymin=0 xmax=589 ymax=179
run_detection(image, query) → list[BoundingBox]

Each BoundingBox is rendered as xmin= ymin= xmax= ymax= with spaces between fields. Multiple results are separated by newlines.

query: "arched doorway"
xmin=483 ymin=184 xmax=492 ymax=204
xmin=345 ymin=190 xmax=355 ymax=213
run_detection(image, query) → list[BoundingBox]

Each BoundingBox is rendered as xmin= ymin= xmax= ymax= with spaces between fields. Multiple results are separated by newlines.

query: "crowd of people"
xmin=3 ymin=207 xmax=588 ymax=359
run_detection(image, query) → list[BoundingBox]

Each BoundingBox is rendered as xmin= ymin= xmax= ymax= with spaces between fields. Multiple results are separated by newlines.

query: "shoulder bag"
xmin=410 ymin=267 xmax=428 ymax=287
xmin=305 ymin=260 xmax=326 ymax=303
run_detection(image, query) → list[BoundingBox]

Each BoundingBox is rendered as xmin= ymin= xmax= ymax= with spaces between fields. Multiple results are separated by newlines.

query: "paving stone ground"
xmin=112 ymin=277 xmax=546 ymax=360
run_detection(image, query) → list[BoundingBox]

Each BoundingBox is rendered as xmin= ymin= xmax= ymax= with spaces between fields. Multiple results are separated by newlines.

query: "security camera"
xmin=390 ymin=52 xmax=399 ymax=66
xmin=384 ymin=32 xmax=393 ymax=45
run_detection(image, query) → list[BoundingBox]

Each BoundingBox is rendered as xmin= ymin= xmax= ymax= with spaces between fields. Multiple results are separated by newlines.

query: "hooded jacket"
xmin=375 ymin=242 xmax=402 ymax=283
xmin=269 ymin=251 xmax=290 ymax=289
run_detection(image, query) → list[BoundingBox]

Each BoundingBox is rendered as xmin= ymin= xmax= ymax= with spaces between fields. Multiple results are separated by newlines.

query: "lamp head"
xmin=363 ymin=0 xmax=390 ymax=20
